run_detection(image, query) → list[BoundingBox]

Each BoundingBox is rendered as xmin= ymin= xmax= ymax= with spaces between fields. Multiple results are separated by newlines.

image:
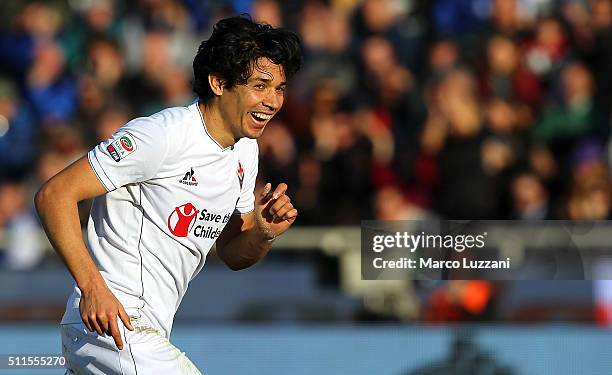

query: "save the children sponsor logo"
xmin=167 ymin=203 xmax=199 ymax=237
xmin=167 ymin=203 xmax=231 ymax=239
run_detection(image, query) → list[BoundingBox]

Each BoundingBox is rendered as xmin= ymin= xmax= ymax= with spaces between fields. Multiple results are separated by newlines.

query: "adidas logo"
xmin=179 ymin=168 xmax=198 ymax=186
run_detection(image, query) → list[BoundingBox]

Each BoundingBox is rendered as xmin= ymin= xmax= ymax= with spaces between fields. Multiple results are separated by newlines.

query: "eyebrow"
xmin=253 ymin=77 xmax=287 ymax=86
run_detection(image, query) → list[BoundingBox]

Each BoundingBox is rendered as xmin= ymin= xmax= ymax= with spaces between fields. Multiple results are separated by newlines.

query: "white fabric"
xmin=61 ymin=101 xmax=258 ymax=338
xmin=61 ymin=315 xmax=202 ymax=375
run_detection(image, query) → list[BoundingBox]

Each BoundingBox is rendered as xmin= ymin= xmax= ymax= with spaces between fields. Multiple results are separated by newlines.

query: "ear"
xmin=208 ymin=74 xmax=224 ymax=96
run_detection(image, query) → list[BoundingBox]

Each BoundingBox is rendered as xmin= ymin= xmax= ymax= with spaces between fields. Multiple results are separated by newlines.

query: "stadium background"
xmin=1 ymin=0 xmax=612 ymax=373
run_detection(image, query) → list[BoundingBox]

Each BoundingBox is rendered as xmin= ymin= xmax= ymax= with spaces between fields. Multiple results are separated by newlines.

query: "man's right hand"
xmin=79 ymin=284 xmax=134 ymax=350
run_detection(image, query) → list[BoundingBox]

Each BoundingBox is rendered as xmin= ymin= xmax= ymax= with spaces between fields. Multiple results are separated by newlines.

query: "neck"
xmin=199 ymin=100 xmax=236 ymax=148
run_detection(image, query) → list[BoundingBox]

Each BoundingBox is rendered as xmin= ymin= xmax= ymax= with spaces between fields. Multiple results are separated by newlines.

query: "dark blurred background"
xmin=1 ymin=0 xmax=612 ymax=374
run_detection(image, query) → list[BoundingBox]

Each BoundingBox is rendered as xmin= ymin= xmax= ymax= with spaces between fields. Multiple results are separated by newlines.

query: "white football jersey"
xmin=61 ymin=101 xmax=258 ymax=337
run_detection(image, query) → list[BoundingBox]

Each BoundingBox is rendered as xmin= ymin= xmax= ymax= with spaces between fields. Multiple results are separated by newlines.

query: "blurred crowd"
xmin=0 ymin=0 xmax=612 ymax=270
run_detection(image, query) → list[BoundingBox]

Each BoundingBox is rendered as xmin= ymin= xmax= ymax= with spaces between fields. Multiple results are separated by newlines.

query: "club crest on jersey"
xmin=107 ymin=133 xmax=137 ymax=162
xmin=179 ymin=168 xmax=198 ymax=186
xmin=237 ymin=161 xmax=244 ymax=190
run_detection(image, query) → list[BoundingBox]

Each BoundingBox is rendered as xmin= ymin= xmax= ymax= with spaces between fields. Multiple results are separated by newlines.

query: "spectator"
xmin=0 ymin=180 xmax=45 ymax=270
xmin=509 ymin=170 xmax=551 ymax=219
xmin=566 ymin=141 xmax=612 ymax=220
xmin=483 ymin=35 xmax=541 ymax=104
xmin=423 ymin=69 xmax=504 ymax=219
xmin=373 ymin=185 xmax=432 ymax=220
xmin=124 ymin=31 xmax=171 ymax=115
xmin=533 ymin=61 xmax=606 ymax=150
xmin=0 ymin=78 xmax=38 ymax=179
xmin=24 ymin=40 xmax=77 ymax=123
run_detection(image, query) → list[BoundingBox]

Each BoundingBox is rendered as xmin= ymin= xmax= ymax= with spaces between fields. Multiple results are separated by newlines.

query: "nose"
xmin=263 ymin=89 xmax=283 ymax=111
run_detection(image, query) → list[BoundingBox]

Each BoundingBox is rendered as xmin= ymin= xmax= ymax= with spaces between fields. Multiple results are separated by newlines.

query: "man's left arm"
xmin=216 ymin=183 xmax=297 ymax=270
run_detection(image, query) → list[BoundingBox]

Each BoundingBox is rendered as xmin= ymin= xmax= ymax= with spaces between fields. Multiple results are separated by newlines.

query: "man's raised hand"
xmin=255 ymin=182 xmax=298 ymax=240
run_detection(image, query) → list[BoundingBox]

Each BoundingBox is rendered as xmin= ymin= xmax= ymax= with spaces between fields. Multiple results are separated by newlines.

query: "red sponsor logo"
xmin=167 ymin=203 xmax=199 ymax=237
xmin=237 ymin=161 xmax=244 ymax=190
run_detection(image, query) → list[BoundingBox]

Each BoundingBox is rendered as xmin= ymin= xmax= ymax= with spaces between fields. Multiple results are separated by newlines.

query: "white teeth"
xmin=251 ymin=112 xmax=272 ymax=121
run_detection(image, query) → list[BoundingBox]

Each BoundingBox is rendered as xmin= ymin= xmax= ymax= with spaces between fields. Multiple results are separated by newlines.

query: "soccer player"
xmin=35 ymin=16 xmax=301 ymax=374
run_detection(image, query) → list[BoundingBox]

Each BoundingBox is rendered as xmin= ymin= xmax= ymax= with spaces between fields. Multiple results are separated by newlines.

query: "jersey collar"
xmin=194 ymin=100 xmax=234 ymax=152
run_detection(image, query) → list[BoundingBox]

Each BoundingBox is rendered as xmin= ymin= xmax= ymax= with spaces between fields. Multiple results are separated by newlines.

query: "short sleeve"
xmin=88 ymin=117 xmax=169 ymax=191
xmin=234 ymin=142 xmax=259 ymax=215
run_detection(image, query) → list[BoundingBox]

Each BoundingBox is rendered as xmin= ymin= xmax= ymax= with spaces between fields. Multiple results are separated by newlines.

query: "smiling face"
xmin=216 ymin=57 xmax=286 ymax=141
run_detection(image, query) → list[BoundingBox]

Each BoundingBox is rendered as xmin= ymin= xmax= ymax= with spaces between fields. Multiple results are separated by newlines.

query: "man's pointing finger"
xmin=271 ymin=183 xmax=287 ymax=200
xmin=259 ymin=183 xmax=272 ymax=202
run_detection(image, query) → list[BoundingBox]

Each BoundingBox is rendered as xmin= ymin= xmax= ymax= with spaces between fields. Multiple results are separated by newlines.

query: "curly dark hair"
xmin=193 ymin=15 xmax=302 ymax=102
